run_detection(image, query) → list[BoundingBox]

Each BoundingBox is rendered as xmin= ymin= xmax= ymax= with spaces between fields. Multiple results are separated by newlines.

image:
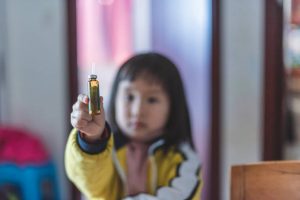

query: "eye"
xmin=126 ymin=94 xmax=134 ymax=102
xmin=147 ymin=97 xmax=159 ymax=104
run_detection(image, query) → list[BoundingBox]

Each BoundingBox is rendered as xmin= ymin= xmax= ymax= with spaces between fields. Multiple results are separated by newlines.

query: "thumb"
xmin=100 ymin=96 xmax=104 ymax=112
xmin=94 ymin=96 xmax=104 ymax=116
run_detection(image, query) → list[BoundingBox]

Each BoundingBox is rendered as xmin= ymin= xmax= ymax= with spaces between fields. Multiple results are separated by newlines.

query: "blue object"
xmin=0 ymin=162 xmax=60 ymax=200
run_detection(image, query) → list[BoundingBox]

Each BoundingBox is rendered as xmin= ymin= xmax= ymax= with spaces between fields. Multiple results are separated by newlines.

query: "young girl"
xmin=65 ymin=52 xmax=203 ymax=199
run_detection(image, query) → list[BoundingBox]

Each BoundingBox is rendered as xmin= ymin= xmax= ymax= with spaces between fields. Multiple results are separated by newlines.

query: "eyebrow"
xmin=124 ymin=88 xmax=163 ymax=94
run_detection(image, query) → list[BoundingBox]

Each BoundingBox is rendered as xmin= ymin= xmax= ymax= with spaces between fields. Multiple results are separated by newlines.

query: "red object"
xmin=291 ymin=0 xmax=300 ymax=25
xmin=0 ymin=127 xmax=50 ymax=165
xmin=290 ymin=68 xmax=300 ymax=78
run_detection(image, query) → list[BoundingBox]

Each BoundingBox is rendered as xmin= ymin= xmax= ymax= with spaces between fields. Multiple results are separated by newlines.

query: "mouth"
xmin=130 ymin=121 xmax=146 ymax=129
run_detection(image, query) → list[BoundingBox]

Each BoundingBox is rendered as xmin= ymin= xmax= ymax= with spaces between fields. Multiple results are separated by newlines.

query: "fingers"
xmin=72 ymin=94 xmax=89 ymax=112
xmin=100 ymin=96 xmax=104 ymax=111
xmin=72 ymin=101 xmax=88 ymax=112
xmin=93 ymin=96 xmax=105 ymax=118
xmin=71 ymin=110 xmax=92 ymax=128
xmin=70 ymin=94 xmax=104 ymax=120
xmin=71 ymin=94 xmax=90 ymax=129
xmin=70 ymin=94 xmax=106 ymax=137
xmin=71 ymin=117 xmax=88 ymax=129
xmin=77 ymin=94 xmax=89 ymax=104
xmin=71 ymin=110 xmax=92 ymax=121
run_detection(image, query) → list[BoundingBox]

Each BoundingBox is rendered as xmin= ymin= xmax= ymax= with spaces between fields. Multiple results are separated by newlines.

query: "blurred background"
xmin=0 ymin=0 xmax=299 ymax=200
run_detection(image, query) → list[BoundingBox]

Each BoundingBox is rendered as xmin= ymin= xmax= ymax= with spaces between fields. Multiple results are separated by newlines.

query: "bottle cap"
xmin=89 ymin=74 xmax=97 ymax=79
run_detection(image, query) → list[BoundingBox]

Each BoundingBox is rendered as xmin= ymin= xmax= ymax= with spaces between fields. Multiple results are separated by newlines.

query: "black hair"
xmin=108 ymin=52 xmax=194 ymax=150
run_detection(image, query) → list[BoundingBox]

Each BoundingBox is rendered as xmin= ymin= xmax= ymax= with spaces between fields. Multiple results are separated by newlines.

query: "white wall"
xmin=0 ymin=0 xmax=7 ymax=121
xmin=221 ymin=0 xmax=264 ymax=199
xmin=3 ymin=0 xmax=69 ymax=199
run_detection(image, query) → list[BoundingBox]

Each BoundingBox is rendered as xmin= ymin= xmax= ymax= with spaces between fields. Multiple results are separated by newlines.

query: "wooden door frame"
xmin=263 ymin=0 xmax=285 ymax=160
xmin=210 ymin=0 xmax=221 ymax=199
xmin=66 ymin=0 xmax=80 ymax=199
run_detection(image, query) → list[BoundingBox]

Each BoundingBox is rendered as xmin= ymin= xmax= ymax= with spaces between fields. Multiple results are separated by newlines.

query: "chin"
xmin=131 ymin=135 xmax=162 ymax=144
xmin=128 ymin=135 xmax=152 ymax=144
xmin=124 ymin=130 xmax=162 ymax=143
xmin=130 ymin=137 xmax=149 ymax=143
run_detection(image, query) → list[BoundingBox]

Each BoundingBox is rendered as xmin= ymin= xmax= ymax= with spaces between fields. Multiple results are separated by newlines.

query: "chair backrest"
xmin=231 ymin=160 xmax=300 ymax=200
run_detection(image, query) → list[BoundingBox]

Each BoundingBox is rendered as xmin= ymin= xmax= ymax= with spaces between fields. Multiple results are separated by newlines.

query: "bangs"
xmin=115 ymin=52 xmax=180 ymax=100
xmin=119 ymin=67 xmax=164 ymax=86
xmin=118 ymin=58 xmax=169 ymax=91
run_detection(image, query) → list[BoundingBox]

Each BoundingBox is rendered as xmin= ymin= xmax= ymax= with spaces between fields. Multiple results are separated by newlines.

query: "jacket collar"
xmin=113 ymin=130 xmax=165 ymax=154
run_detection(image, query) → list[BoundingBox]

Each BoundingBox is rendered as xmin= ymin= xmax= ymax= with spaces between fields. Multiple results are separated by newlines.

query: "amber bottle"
xmin=88 ymin=74 xmax=101 ymax=115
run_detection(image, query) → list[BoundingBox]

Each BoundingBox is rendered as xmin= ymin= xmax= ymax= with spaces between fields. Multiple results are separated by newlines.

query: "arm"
xmin=66 ymin=94 xmax=123 ymax=199
xmin=65 ymin=128 xmax=123 ymax=200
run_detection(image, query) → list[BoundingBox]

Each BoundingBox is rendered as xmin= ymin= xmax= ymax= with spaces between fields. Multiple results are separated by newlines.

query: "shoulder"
xmin=154 ymin=143 xmax=202 ymax=199
xmin=176 ymin=143 xmax=200 ymax=162
xmin=155 ymin=142 xmax=201 ymax=167
xmin=170 ymin=143 xmax=201 ymax=178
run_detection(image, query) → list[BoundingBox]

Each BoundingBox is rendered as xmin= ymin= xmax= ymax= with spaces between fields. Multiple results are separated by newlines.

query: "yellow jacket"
xmin=65 ymin=128 xmax=203 ymax=200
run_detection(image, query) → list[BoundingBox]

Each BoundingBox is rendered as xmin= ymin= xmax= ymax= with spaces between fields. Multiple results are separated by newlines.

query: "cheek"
xmin=152 ymin=104 xmax=170 ymax=126
xmin=161 ymin=106 xmax=170 ymax=124
xmin=115 ymin=97 xmax=128 ymax=126
xmin=116 ymin=102 xmax=135 ymax=131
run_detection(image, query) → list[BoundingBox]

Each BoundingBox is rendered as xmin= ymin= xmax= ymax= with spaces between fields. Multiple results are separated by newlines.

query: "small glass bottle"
xmin=88 ymin=74 xmax=101 ymax=115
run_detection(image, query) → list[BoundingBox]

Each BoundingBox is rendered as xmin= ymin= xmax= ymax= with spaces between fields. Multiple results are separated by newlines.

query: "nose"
xmin=131 ymin=98 xmax=145 ymax=118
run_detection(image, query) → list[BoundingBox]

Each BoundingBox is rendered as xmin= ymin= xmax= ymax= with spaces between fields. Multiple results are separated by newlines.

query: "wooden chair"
xmin=231 ymin=161 xmax=300 ymax=200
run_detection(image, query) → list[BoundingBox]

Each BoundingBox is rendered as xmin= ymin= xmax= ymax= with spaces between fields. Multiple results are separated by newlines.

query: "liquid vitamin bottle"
xmin=88 ymin=74 xmax=101 ymax=115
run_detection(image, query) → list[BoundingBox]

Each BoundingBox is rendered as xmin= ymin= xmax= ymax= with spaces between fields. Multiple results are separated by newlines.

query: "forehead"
xmin=118 ymin=78 xmax=165 ymax=93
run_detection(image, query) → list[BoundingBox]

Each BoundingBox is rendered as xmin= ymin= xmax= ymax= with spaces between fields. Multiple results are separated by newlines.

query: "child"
xmin=65 ymin=52 xmax=203 ymax=199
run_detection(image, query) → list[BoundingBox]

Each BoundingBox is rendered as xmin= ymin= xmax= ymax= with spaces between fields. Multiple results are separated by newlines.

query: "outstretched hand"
xmin=71 ymin=94 xmax=106 ymax=142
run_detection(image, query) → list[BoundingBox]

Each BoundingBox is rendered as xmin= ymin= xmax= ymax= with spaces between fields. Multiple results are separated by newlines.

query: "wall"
xmin=2 ymin=0 xmax=69 ymax=199
xmin=221 ymin=0 xmax=264 ymax=199
xmin=0 ymin=0 xmax=7 ymax=121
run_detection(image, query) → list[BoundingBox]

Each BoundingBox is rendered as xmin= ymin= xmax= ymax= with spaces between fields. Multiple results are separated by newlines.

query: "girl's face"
xmin=115 ymin=78 xmax=170 ymax=143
